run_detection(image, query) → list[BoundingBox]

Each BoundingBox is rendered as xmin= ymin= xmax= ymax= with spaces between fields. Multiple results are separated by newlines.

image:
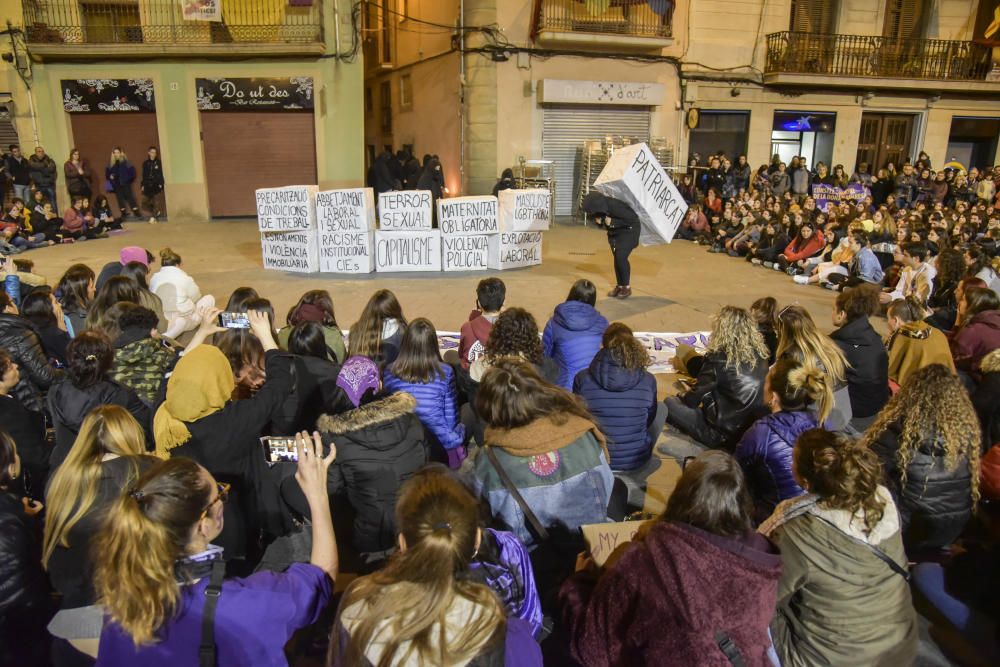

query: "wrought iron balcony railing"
xmin=22 ymin=0 xmax=322 ymax=46
xmin=765 ymin=31 xmax=992 ymax=82
xmin=535 ymin=0 xmax=673 ymax=39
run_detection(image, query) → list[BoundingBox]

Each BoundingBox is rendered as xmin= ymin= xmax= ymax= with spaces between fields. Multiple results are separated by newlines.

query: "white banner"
xmin=255 ymin=185 xmax=316 ymax=233
xmin=374 ymin=229 xmax=442 ymax=272
xmin=488 ymin=231 xmax=543 ymax=270
xmin=378 ymin=191 xmax=433 ymax=230
xmin=442 ymin=235 xmax=490 ymax=271
xmin=261 ymin=230 xmax=318 ymax=273
xmin=498 ymin=189 xmax=551 ymax=232
xmin=438 ymin=196 xmax=499 ymax=235
xmin=318 ymin=231 xmax=374 ymax=274
xmin=181 ymin=0 xmax=222 ymax=22
xmin=316 ymin=188 xmax=375 ymax=233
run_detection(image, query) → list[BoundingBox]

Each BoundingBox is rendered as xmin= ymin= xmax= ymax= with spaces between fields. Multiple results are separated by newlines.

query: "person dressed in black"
xmin=581 ymin=191 xmax=641 ymax=299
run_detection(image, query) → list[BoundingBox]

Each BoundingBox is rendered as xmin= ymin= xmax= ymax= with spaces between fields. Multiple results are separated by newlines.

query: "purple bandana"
xmin=336 ymin=355 xmax=381 ymax=407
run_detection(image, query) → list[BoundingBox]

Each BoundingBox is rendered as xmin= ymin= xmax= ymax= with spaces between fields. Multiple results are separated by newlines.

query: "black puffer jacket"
xmin=0 ymin=492 xmax=51 ymax=666
xmin=272 ymin=355 xmax=353 ymax=435
xmin=871 ymin=420 xmax=973 ymax=553
xmin=681 ymin=350 xmax=768 ymax=445
xmin=48 ymin=379 xmax=151 ymax=468
xmin=0 ymin=313 xmax=64 ymax=413
xmin=830 ymin=316 xmax=889 ymax=419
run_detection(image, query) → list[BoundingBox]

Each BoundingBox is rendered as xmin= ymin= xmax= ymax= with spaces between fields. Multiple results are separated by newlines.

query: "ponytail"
xmin=769 ymin=358 xmax=833 ymax=423
xmin=93 ymin=458 xmax=210 ymax=646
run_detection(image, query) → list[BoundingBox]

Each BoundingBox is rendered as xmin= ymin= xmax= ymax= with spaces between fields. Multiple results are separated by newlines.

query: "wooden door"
xmin=855 ymin=113 xmax=915 ymax=172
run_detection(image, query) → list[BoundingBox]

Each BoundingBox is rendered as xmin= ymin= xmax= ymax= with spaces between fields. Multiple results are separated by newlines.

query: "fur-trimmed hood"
xmin=317 ymin=392 xmax=417 ymax=435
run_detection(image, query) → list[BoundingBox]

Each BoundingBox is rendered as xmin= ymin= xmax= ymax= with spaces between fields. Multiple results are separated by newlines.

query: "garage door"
xmin=542 ymin=105 xmax=650 ymax=216
xmin=201 ymin=111 xmax=317 ymax=218
xmin=69 ymin=113 xmax=160 ymax=213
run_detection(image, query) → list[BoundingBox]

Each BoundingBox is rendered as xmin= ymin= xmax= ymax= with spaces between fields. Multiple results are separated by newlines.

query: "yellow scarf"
xmin=153 ymin=345 xmax=236 ymax=456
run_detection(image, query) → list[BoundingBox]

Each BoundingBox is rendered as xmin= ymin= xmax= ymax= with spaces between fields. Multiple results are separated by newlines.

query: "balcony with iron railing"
xmin=764 ymin=31 xmax=1000 ymax=92
xmin=532 ymin=0 xmax=674 ymax=52
xmin=22 ymin=0 xmax=325 ymax=58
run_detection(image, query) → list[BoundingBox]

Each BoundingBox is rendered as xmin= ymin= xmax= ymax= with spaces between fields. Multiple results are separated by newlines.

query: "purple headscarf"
xmin=336 ymin=355 xmax=381 ymax=407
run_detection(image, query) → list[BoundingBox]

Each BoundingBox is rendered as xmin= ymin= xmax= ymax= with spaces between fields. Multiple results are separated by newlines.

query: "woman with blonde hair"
xmin=331 ymin=466 xmax=542 ymax=665
xmin=864 ymin=364 xmax=981 ymax=556
xmin=105 ymin=146 xmax=138 ymax=219
xmin=94 ymin=433 xmax=336 ymax=665
xmin=776 ymin=304 xmax=852 ymax=431
xmin=886 ymin=295 xmax=955 ymax=388
xmin=43 ymin=406 xmax=156 ymax=662
xmin=665 ymin=305 xmax=770 ymax=449
xmin=348 ymin=288 xmax=407 ymax=366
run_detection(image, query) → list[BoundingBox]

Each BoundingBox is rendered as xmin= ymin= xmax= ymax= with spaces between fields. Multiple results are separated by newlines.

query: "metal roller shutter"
xmin=542 ymin=105 xmax=650 ymax=216
xmin=201 ymin=111 xmax=317 ymax=218
xmin=69 ymin=112 xmax=160 ymax=212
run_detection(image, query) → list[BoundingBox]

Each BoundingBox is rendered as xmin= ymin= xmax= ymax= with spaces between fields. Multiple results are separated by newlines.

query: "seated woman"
xmin=332 ymin=467 xmax=542 ymax=665
xmin=43 ymin=406 xmax=157 ymax=663
xmin=474 ymin=358 xmax=613 ymax=548
xmin=276 ymin=289 xmax=346 ymax=363
xmin=83 ymin=275 xmax=142 ymax=335
xmin=273 ymin=321 xmax=353 ymax=434
xmin=664 ymin=306 xmax=769 ymax=449
xmin=775 ymin=221 xmax=825 ymax=274
xmin=830 ymin=284 xmax=889 ymax=431
xmin=0 ymin=290 xmax=64 ymax=414
xmin=93 ymin=438 xmax=336 ymax=666
xmin=348 ymin=289 xmax=407 ymax=367
xmin=48 ymin=331 xmax=150 ymax=469
xmin=573 ymin=322 xmax=661 ymax=472
xmin=0 ymin=350 xmax=48 ymax=496
xmin=559 ymin=451 xmax=781 ymax=666
xmin=56 ymin=264 xmax=95 ymax=338
xmin=383 ymin=318 xmax=466 ymax=468
xmin=735 ymin=359 xmax=830 ymax=522
xmin=761 ymin=429 xmax=918 ymax=667
xmin=950 ymin=286 xmax=1000 ymax=384
xmin=110 ymin=304 xmax=183 ymax=406
xmin=20 ymin=286 xmax=71 ymax=366
xmin=542 ymin=279 xmax=609 ymax=390
xmin=887 ymin=295 xmax=955 ymax=388
xmin=148 ymin=247 xmax=215 ymax=340
xmin=863 ymin=364 xmax=980 ymax=557
xmin=925 ymin=248 xmax=966 ymax=330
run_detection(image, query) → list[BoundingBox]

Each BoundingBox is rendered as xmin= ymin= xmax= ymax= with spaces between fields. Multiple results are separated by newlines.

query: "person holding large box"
xmin=581 ymin=192 xmax=641 ymax=299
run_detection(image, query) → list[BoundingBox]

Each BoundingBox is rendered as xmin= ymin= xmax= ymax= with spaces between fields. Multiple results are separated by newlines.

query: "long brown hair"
xmin=776 ymin=305 xmax=848 ymax=385
xmin=94 ymin=457 xmax=212 ymax=646
xmin=333 ymin=468 xmax=505 ymax=666
xmin=85 ymin=276 xmax=140 ymax=331
xmin=768 ymin=358 xmax=832 ymax=423
xmin=663 ymin=450 xmax=753 ymax=538
xmin=348 ymin=289 xmax=406 ymax=360
xmin=390 ymin=318 xmax=445 ymax=383
xmin=602 ymin=322 xmax=650 ymax=370
xmin=286 ymin=289 xmax=338 ymax=328
xmin=57 ymin=263 xmax=95 ymax=313
xmin=475 ymin=357 xmax=592 ymax=429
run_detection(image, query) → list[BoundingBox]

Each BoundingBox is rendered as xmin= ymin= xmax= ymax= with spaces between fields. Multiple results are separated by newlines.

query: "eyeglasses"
xmin=199 ymin=482 xmax=230 ymax=520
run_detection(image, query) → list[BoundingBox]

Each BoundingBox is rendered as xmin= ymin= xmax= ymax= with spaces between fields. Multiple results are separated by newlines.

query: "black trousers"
xmin=609 ymin=229 xmax=639 ymax=287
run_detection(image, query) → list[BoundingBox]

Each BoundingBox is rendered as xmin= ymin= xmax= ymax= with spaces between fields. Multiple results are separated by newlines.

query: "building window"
xmin=688 ymin=111 xmax=750 ymax=165
xmin=882 ymin=0 xmax=927 ymax=41
xmin=380 ymin=80 xmax=392 ymax=135
xmin=399 ymin=74 xmax=413 ymax=110
xmin=789 ymin=0 xmax=839 ymax=33
xmin=771 ymin=112 xmax=837 ymax=171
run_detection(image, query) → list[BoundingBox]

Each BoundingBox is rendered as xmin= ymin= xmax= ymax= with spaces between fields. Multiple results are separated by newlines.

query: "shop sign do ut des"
xmin=196 ymin=77 xmax=314 ymax=111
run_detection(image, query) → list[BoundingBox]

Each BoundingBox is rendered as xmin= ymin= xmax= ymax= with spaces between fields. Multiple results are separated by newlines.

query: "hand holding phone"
xmin=261 ymin=436 xmax=299 ymax=463
xmin=218 ymin=311 xmax=251 ymax=329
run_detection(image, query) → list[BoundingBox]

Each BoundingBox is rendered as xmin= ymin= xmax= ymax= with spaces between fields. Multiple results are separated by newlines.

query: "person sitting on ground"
xmin=93 ymin=439 xmax=336 ymax=666
xmin=864 ymin=364 xmax=980 ymax=558
xmin=748 ymin=219 xmax=790 ymax=266
xmin=61 ymin=197 xmax=103 ymax=241
xmin=559 ymin=450 xmax=782 ymax=667
xmin=664 ymin=306 xmax=769 ymax=450
xmin=880 ymin=242 xmax=936 ymax=305
xmin=96 ymin=245 xmax=153 ymax=291
xmin=57 ymin=263 xmax=95 ymax=337
xmin=925 ymin=248 xmax=966 ymax=329
xmin=775 ymin=221 xmax=825 ymax=274
xmin=0 ymin=290 xmax=65 ymax=415
xmin=383 ymin=318 xmax=466 ymax=468
xmin=761 ymin=429 xmax=918 ymax=667
xmin=0 ymin=351 xmax=48 ymax=496
xmin=573 ymin=322 xmax=661 ymax=473
xmin=148 ymin=247 xmax=215 ymax=340
xmin=20 ymin=286 xmax=71 ymax=366
xmin=793 ymin=232 xmax=854 ymax=286
xmin=110 ymin=303 xmax=179 ymax=406
xmin=829 ymin=229 xmax=885 ymax=290
xmin=543 ymin=279 xmax=609 ymax=390
xmin=331 ymin=466 xmax=543 ymax=665
xmin=458 ymin=277 xmax=505 ymax=372
xmin=276 ymin=290 xmax=346 ymax=364
xmin=974 ymin=350 xmax=1000 ymax=468
xmin=347 ymin=288 xmax=408 ymax=367
xmin=736 ymin=359 xmax=830 ymax=522
xmin=830 ymin=284 xmax=889 ymax=432
xmin=120 ymin=260 xmax=168 ymax=332
xmin=751 ymin=296 xmax=780 ymax=364
xmin=950 ymin=286 xmax=1000 ymax=384
xmin=886 ymin=295 xmax=955 ymax=389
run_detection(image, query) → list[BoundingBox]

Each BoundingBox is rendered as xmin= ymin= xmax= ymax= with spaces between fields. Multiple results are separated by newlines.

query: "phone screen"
xmin=261 ymin=437 xmax=298 ymax=463
xmin=219 ymin=312 xmax=251 ymax=329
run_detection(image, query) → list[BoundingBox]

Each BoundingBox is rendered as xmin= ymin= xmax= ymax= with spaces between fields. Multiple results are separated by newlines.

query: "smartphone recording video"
xmin=218 ymin=312 xmax=251 ymax=329
xmin=261 ymin=436 xmax=298 ymax=463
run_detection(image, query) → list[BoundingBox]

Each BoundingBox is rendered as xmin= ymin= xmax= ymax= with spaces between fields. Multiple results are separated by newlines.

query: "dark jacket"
xmin=972 ymin=368 xmax=1000 ymax=453
xmin=36 ymin=324 xmax=71 ymax=366
xmin=830 ymin=316 xmax=889 ymax=419
xmin=492 ymin=168 xmax=516 ymax=197
xmin=559 ymin=521 xmax=782 ymax=667
xmin=543 ymin=301 xmax=609 ymax=390
xmin=4 ymin=154 xmax=30 ymax=185
xmin=581 ymin=192 xmax=641 ymax=249
xmin=0 ymin=394 xmax=48 ymax=491
xmin=0 ymin=492 xmax=52 ymax=667
xmin=735 ymin=410 xmax=814 ymax=521
xmin=28 ymin=154 xmax=57 ymax=188
xmin=64 ymin=160 xmax=93 ymax=197
xmin=416 ymin=158 xmax=445 ymax=199
xmin=951 ymin=310 xmax=1000 ymax=381
xmin=141 ymin=157 xmax=164 ymax=195
xmin=573 ymin=349 xmax=658 ymax=471
xmin=681 ymin=351 xmax=769 ymax=444
xmin=48 ymin=379 xmax=151 ymax=468
xmin=0 ymin=313 xmax=65 ymax=413
xmin=105 ymin=159 xmax=136 ymax=188
xmin=272 ymin=355 xmax=352 ymax=434
xmin=871 ymin=420 xmax=973 ymax=552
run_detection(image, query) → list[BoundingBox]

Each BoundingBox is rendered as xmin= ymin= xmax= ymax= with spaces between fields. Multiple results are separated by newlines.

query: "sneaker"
xmin=750 ymin=258 xmax=762 ymax=265
xmin=607 ymin=286 xmax=622 ymax=298
xmin=60 ymin=238 xmax=75 ymax=244
xmin=763 ymin=261 xmax=774 ymax=269
xmin=793 ymin=275 xmax=810 ymax=285
xmin=786 ymin=267 xmax=799 ymax=276
xmin=773 ymin=264 xmax=784 ymax=271
xmin=616 ymin=286 xmax=632 ymax=299
xmin=148 ymin=217 xmax=157 ymax=225
xmin=822 ymin=282 xmax=839 ymax=291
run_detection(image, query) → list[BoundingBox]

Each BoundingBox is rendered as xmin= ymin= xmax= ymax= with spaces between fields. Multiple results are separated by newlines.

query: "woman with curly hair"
xmin=926 ymin=248 xmax=968 ymax=331
xmin=664 ymin=305 xmax=769 ymax=449
xmin=761 ymin=429 xmax=917 ymax=666
xmin=469 ymin=307 xmax=558 ymax=385
xmin=864 ymin=364 xmax=981 ymax=555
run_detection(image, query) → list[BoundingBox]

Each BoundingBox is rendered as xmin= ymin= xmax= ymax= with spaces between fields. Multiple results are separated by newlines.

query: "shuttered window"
xmin=789 ymin=0 xmax=839 ymax=33
xmin=883 ymin=0 xmax=926 ymax=40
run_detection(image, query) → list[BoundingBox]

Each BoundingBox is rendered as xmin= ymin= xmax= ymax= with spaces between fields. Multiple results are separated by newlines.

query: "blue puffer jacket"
xmin=383 ymin=363 xmax=464 ymax=450
xmin=543 ymin=301 xmax=609 ymax=389
xmin=573 ymin=349 xmax=658 ymax=471
xmin=735 ymin=410 xmax=816 ymax=521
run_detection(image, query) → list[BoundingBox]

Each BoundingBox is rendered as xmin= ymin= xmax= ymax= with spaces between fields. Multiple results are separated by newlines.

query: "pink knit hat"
xmin=119 ymin=246 xmax=149 ymax=266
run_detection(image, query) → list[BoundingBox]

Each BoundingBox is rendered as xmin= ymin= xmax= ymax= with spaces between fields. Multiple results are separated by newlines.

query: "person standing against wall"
xmin=141 ymin=146 xmax=165 ymax=224
xmin=4 ymin=145 xmax=31 ymax=203
xmin=64 ymin=148 xmax=93 ymax=203
xmin=106 ymin=147 xmax=138 ymax=219
xmin=28 ymin=146 xmax=58 ymax=211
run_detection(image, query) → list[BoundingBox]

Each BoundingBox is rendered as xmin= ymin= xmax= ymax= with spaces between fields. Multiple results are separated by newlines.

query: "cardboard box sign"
xmin=374 ymin=229 xmax=442 ymax=272
xmin=488 ymin=231 xmax=543 ymax=270
xmin=441 ymin=235 xmax=490 ymax=272
xmin=318 ymin=230 xmax=374 ymax=274
xmin=498 ymin=189 xmax=551 ymax=232
xmin=580 ymin=520 xmax=652 ymax=567
xmin=378 ymin=190 xmax=433 ymax=230
xmin=438 ymin=196 xmax=499 ymax=236
xmin=594 ymin=143 xmax=688 ymax=246
xmin=261 ymin=229 xmax=318 ymax=273
xmin=255 ymin=185 xmax=317 ymax=232
xmin=316 ymin=188 xmax=376 ymax=233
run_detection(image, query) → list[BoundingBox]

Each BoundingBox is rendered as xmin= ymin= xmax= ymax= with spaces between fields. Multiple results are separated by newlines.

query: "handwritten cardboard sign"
xmin=594 ymin=143 xmax=687 ymax=245
xmin=488 ymin=231 xmax=543 ymax=270
xmin=378 ymin=191 xmax=433 ymax=230
xmin=438 ymin=196 xmax=499 ymax=235
xmin=498 ymin=189 xmax=551 ymax=232
xmin=580 ymin=520 xmax=651 ymax=567
xmin=374 ymin=229 xmax=442 ymax=272
xmin=261 ymin=230 xmax=318 ymax=273
xmin=255 ymin=186 xmax=317 ymax=232
xmin=316 ymin=188 xmax=376 ymax=233
xmin=318 ymin=231 xmax=374 ymax=274
xmin=442 ymin=234 xmax=490 ymax=272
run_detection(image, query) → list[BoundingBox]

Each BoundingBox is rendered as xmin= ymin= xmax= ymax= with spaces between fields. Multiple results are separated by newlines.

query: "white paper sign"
xmin=316 ymin=188 xmax=375 ymax=232
xmin=438 ymin=196 xmax=499 ymax=236
xmin=374 ymin=229 xmax=442 ymax=272
xmin=498 ymin=189 xmax=551 ymax=232
xmin=488 ymin=232 xmax=543 ymax=270
xmin=318 ymin=231 xmax=374 ymax=274
xmin=181 ymin=0 xmax=222 ymax=22
xmin=378 ymin=191 xmax=432 ymax=230
xmin=442 ymin=235 xmax=490 ymax=272
xmin=255 ymin=186 xmax=316 ymax=232
xmin=261 ymin=230 xmax=318 ymax=273
xmin=594 ymin=142 xmax=688 ymax=245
